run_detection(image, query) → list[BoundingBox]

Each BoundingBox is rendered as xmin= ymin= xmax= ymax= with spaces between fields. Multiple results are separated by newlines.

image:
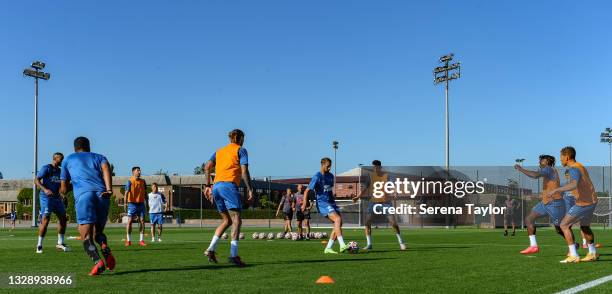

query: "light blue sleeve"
xmin=125 ymin=180 xmax=131 ymax=191
xmin=308 ymin=173 xmax=320 ymax=190
xmin=37 ymin=165 xmax=49 ymax=179
xmin=60 ymin=159 xmax=70 ymax=181
xmin=238 ymin=148 xmax=248 ymax=165
xmin=209 ymin=152 xmax=216 ymax=163
xmin=539 ymin=167 xmax=554 ymax=180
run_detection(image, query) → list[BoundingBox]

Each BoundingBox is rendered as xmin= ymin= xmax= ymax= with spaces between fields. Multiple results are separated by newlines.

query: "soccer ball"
xmin=314 ymin=232 xmax=322 ymax=239
xmin=276 ymin=232 xmax=285 ymax=239
xmin=322 ymin=232 xmax=328 ymax=238
xmin=308 ymin=232 xmax=315 ymax=238
xmin=267 ymin=232 xmax=275 ymax=239
xmin=258 ymin=232 xmax=266 ymax=239
xmin=252 ymin=232 xmax=259 ymax=239
xmin=239 ymin=233 xmax=245 ymax=240
xmin=347 ymin=241 xmax=359 ymax=254
xmin=285 ymin=232 xmax=292 ymax=239
xmin=291 ymin=232 xmax=299 ymax=241
xmin=221 ymin=233 xmax=228 ymax=240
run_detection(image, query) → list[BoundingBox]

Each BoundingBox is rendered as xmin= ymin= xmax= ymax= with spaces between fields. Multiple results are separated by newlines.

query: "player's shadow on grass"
xmin=365 ymin=246 xmax=472 ymax=253
xmin=264 ymin=257 xmax=396 ymax=265
xmin=112 ymin=264 xmax=245 ymax=275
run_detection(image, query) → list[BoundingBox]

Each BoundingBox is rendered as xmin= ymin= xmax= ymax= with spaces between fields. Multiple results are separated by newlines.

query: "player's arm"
xmin=123 ymin=181 xmax=130 ymax=211
xmin=35 ymin=167 xmax=52 ymax=196
xmin=302 ymin=189 xmax=310 ymax=212
xmin=354 ymin=173 xmax=370 ymax=201
xmin=59 ymin=162 xmax=70 ymax=196
xmin=238 ymin=148 xmax=253 ymax=201
xmin=275 ymin=196 xmax=283 ymax=216
xmin=514 ymin=164 xmax=541 ymax=179
xmin=101 ymin=162 xmax=113 ymax=197
xmin=203 ymin=155 xmax=216 ymax=201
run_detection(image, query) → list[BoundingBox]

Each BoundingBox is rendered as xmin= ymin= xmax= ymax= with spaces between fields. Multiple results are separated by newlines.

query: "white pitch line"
xmin=555 ymin=275 xmax=612 ymax=294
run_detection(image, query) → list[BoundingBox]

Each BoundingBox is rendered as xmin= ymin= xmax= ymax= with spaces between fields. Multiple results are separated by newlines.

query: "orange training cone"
xmin=316 ymin=276 xmax=335 ymax=284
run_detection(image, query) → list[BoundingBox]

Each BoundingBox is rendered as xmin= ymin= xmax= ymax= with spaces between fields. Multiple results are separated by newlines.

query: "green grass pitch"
xmin=0 ymin=227 xmax=611 ymax=293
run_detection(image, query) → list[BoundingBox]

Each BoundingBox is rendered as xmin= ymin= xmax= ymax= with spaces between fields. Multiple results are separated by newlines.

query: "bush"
xmin=16 ymin=188 xmax=35 ymax=220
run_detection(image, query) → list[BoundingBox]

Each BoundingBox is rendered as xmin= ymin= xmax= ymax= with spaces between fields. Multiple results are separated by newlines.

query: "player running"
xmin=354 ymin=160 xmax=406 ymax=250
xmin=275 ymin=188 xmax=295 ymax=235
xmin=303 ymin=157 xmax=349 ymax=254
xmin=203 ymin=129 xmax=254 ymax=267
xmin=124 ymin=166 xmax=147 ymax=246
xmin=503 ymin=195 xmax=520 ymax=236
xmin=148 ymin=183 xmax=167 ymax=242
xmin=562 ymin=170 xmax=601 ymax=250
xmin=294 ymin=184 xmax=312 ymax=240
xmin=34 ymin=152 xmax=71 ymax=253
xmin=554 ymin=147 xmax=599 ymax=263
xmin=59 ymin=136 xmax=115 ymax=275
xmin=515 ymin=155 xmax=566 ymax=255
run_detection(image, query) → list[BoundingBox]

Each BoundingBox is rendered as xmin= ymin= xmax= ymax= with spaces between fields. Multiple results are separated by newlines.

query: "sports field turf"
xmin=0 ymin=226 xmax=611 ymax=293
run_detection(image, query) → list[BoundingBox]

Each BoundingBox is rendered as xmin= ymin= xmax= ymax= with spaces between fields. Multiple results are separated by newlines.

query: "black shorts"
xmin=296 ymin=210 xmax=311 ymax=221
xmin=283 ymin=211 xmax=293 ymax=220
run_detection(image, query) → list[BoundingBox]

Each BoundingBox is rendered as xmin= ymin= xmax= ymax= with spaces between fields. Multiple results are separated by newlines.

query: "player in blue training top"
xmin=10 ymin=209 xmax=16 ymax=231
xmin=34 ymin=152 xmax=71 ymax=253
xmin=302 ymin=157 xmax=349 ymax=254
xmin=59 ymin=137 xmax=115 ymax=276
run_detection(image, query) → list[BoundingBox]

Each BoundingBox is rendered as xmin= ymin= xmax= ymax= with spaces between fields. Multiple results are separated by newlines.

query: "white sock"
xmin=58 ymin=234 xmax=64 ymax=245
xmin=582 ymin=238 xmax=587 ymax=245
xmin=230 ymin=240 xmax=239 ymax=257
xmin=326 ymin=238 xmax=335 ymax=249
xmin=588 ymin=243 xmax=597 ymax=254
xmin=528 ymin=235 xmax=537 ymax=247
xmin=37 ymin=236 xmax=44 ymax=247
xmin=127 ymin=233 xmax=131 ymax=242
xmin=139 ymin=233 xmax=144 ymax=242
xmin=366 ymin=235 xmax=372 ymax=246
xmin=208 ymin=235 xmax=220 ymax=251
xmin=396 ymin=234 xmax=404 ymax=244
xmin=569 ymin=244 xmax=579 ymax=257
xmin=337 ymin=235 xmax=346 ymax=247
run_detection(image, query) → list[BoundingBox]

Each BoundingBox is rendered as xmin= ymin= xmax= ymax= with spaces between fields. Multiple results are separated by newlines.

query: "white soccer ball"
xmin=322 ymin=232 xmax=328 ymax=238
xmin=291 ymin=232 xmax=299 ymax=241
xmin=239 ymin=233 xmax=245 ymax=240
xmin=285 ymin=232 xmax=292 ymax=239
xmin=252 ymin=232 xmax=259 ymax=239
xmin=314 ymin=232 xmax=322 ymax=239
xmin=276 ymin=232 xmax=285 ymax=239
xmin=221 ymin=233 xmax=228 ymax=240
xmin=258 ymin=232 xmax=266 ymax=239
xmin=347 ymin=241 xmax=359 ymax=254
xmin=267 ymin=232 xmax=275 ymax=239
xmin=308 ymin=232 xmax=315 ymax=238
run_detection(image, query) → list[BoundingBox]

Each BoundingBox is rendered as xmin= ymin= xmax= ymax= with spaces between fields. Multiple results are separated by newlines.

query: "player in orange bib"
xmin=124 ymin=166 xmax=147 ymax=246
xmin=552 ymin=147 xmax=599 ymax=263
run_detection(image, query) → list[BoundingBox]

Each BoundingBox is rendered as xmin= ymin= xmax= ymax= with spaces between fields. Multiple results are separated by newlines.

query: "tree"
xmin=194 ymin=165 xmax=203 ymax=175
xmin=154 ymin=169 xmax=169 ymax=176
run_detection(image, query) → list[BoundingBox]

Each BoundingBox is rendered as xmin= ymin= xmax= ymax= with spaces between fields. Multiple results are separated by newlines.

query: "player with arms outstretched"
xmin=303 ymin=157 xmax=349 ymax=254
xmin=59 ymin=137 xmax=115 ymax=275
xmin=203 ymin=129 xmax=254 ymax=267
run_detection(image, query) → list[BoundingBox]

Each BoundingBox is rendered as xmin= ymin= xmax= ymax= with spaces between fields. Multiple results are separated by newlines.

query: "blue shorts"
xmin=368 ymin=201 xmax=393 ymax=215
xmin=316 ymin=200 xmax=340 ymax=217
xmin=75 ymin=191 xmax=110 ymax=225
xmin=39 ymin=195 xmax=66 ymax=217
xmin=532 ymin=199 xmax=565 ymax=226
xmin=212 ymin=182 xmax=242 ymax=212
xmin=563 ymin=195 xmax=576 ymax=214
xmin=127 ymin=202 xmax=146 ymax=218
xmin=150 ymin=213 xmax=163 ymax=225
xmin=567 ymin=203 xmax=597 ymax=226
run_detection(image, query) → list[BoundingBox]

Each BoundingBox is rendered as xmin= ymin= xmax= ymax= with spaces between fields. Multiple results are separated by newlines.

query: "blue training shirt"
xmin=539 ymin=166 xmax=557 ymax=181
xmin=37 ymin=164 xmax=61 ymax=197
xmin=60 ymin=152 xmax=108 ymax=195
xmin=308 ymin=171 xmax=335 ymax=203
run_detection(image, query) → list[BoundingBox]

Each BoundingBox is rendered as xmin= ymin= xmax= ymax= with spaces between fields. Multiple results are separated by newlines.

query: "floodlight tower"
xmin=434 ymin=54 xmax=461 ymax=172
xmin=23 ymin=61 xmax=51 ymax=227
xmin=332 ymin=141 xmax=339 ymax=196
xmin=600 ymin=128 xmax=612 ymax=228
xmin=515 ymin=158 xmax=525 ymax=229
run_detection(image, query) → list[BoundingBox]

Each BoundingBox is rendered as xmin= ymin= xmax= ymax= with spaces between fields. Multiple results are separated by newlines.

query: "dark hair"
xmin=321 ymin=157 xmax=332 ymax=165
xmin=74 ymin=137 xmax=90 ymax=152
xmin=372 ymin=160 xmax=382 ymax=166
xmin=53 ymin=152 xmax=64 ymax=158
xmin=228 ymin=129 xmax=245 ymax=143
xmin=152 ymin=182 xmax=158 ymax=187
xmin=561 ymin=146 xmax=576 ymax=160
xmin=539 ymin=155 xmax=555 ymax=166
xmin=132 ymin=166 xmax=141 ymax=172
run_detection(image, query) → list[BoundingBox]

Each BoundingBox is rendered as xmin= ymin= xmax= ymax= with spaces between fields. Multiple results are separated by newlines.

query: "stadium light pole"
xmin=600 ymin=128 xmax=612 ymax=228
xmin=332 ymin=141 xmax=339 ymax=196
xmin=515 ymin=158 xmax=525 ymax=229
xmin=23 ymin=61 xmax=50 ymax=227
xmin=434 ymin=54 xmax=461 ymax=172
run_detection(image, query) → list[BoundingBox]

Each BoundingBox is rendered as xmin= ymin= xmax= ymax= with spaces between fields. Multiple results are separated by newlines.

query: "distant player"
xmin=34 ymin=152 xmax=71 ymax=253
xmin=515 ymin=155 xmax=566 ymax=255
xmin=59 ymin=136 xmax=115 ymax=275
xmin=503 ymin=195 xmax=519 ymax=236
xmin=124 ymin=166 xmax=147 ymax=246
xmin=10 ymin=209 xmax=16 ymax=230
xmin=294 ymin=184 xmax=311 ymax=240
xmin=303 ymin=157 xmax=349 ymax=254
xmin=203 ymin=129 xmax=254 ymax=267
xmin=275 ymin=188 xmax=295 ymax=234
xmin=354 ymin=160 xmax=406 ymax=250
xmin=562 ymin=169 xmax=601 ymax=250
xmin=554 ymin=147 xmax=599 ymax=263
xmin=148 ymin=183 xmax=166 ymax=242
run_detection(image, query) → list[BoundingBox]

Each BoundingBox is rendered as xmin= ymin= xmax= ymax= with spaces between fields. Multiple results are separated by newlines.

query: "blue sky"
xmin=1 ymin=1 xmax=611 ymax=179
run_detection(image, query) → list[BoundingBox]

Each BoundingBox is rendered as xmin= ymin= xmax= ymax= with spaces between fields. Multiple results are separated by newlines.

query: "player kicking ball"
xmin=515 ymin=155 xmax=566 ymax=255
xmin=34 ymin=152 xmax=71 ymax=253
xmin=354 ymin=160 xmax=406 ymax=251
xmin=552 ymin=147 xmax=599 ymax=263
xmin=124 ymin=166 xmax=147 ymax=246
xmin=203 ymin=129 xmax=254 ymax=267
xmin=60 ymin=137 xmax=115 ymax=275
xmin=148 ymin=183 xmax=167 ymax=242
xmin=303 ymin=157 xmax=349 ymax=254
